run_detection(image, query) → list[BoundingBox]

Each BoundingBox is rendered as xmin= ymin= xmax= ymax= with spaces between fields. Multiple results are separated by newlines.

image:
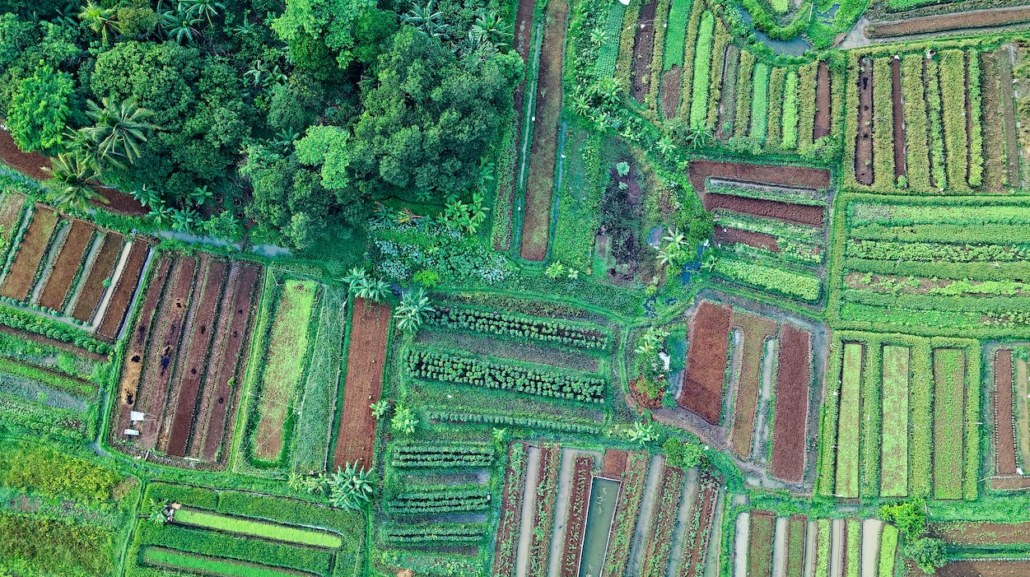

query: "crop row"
xmin=384 ymin=488 xmax=491 ymax=514
xmin=380 ymin=523 xmax=485 ymax=545
xmin=602 ymin=452 xmax=649 ymax=576
xmin=389 ymin=443 xmax=495 ymax=468
xmin=528 ymin=444 xmax=561 ymax=577
xmin=845 ymin=240 xmax=1030 ymax=263
xmin=405 ymin=349 xmax=606 ymax=403
xmin=141 ymin=547 xmax=300 ymax=577
xmin=426 ymin=306 xmax=609 ymax=349
xmin=425 ymin=409 xmax=603 ymax=434
xmin=707 ymin=181 xmax=827 ymax=207
xmin=492 ymin=443 xmax=527 ymax=577
xmin=641 ymin=466 xmax=685 ymax=577
xmin=713 ymin=257 xmax=822 ymax=302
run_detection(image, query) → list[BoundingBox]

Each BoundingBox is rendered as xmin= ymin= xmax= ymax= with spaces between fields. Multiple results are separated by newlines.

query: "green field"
xmin=880 ymin=345 xmax=909 ymax=497
xmin=174 ymin=509 xmax=342 ymax=549
xmin=835 ymin=343 xmax=863 ymax=498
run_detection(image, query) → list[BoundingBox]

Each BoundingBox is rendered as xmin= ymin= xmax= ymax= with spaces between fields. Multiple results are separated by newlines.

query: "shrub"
xmin=734 ymin=51 xmax=756 ymax=138
xmin=939 ymin=50 xmax=970 ymax=190
xmin=390 ymin=443 xmax=495 ymax=468
xmin=0 ymin=511 xmax=114 ymax=577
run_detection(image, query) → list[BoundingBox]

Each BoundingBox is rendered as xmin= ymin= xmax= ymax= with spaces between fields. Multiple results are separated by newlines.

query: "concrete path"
xmin=861 ymin=519 xmax=883 ymax=577
xmin=803 ymin=520 xmax=818 ymax=577
xmin=733 ymin=512 xmax=750 ymax=577
xmin=515 ymin=445 xmax=542 ymax=577
xmin=830 ymin=519 xmax=845 ymax=577
xmin=772 ymin=516 xmax=789 ymax=577
xmin=753 ymin=338 xmax=779 ymax=466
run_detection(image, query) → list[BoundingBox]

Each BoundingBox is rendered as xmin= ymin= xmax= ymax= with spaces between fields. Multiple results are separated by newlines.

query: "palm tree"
xmin=83 ymin=98 xmax=156 ymax=166
xmin=403 ymin=0 xmax=451 ymax=41
xmin=46 ymin=153 xmax=105 ymax=212
xmin=161 ymin=6 xmax=201 ymax=44
xmin=131 ymin=184 xmax=162 ymax=208
xmin=327 ymin=463 xmax=373 ymax=510
xmin=396 ymin=288 xmax=433 ymax=334
xmin=79 ymin=1 xmax=118 ymax=45
xmin=181 ymin=0 xmax=225 ymax=25
xmin=356 ymin=277 xmax=390 ymax=303
xmin=470 ymin=10 xmax=510 ymax=47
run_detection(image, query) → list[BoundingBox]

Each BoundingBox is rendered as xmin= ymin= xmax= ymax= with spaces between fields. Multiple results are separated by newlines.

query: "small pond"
xmin=737 ymin=7 xmax=814 ymax=56
xmin=579 ymin=477 xmax=621 ymax=577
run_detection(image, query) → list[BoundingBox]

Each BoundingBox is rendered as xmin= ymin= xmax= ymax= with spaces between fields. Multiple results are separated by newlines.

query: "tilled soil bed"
xmin=0 ymin=206 xmax=59 ymax=301
xmin=96 ymin=240 xmax=152 ymax=340
xmin=631 ymin=0 xmax=658 ymax=104
xmin=995 ymin=349 xmax=1018 ymax=474
xmin=868 ymin=5 xmax=1030 ymax=37
xmin=528 ymin=444 xmax=562 ymax=577
xmin=660 ymin=67 xmax=683 ymax=120
xmin=814 ymin=61 xmax=832 ymax=139
xmin=770 ymin=323 xmax=812 ymax=483
xmin=688 ymin=159 xmax=832 ymax=191
xmin=705 ymin=194 xmax=825 ymax=227
xmin=71 ymin=233 xmax=124 ymax=323
xmin=932 ymin=520 xmax=1030 ymax=545
xmin=493 ymin=442 xmax=528 ymax=576
xmin=729 ymin=311 xmax=778 ymax=459
xmin=714 ymin=226 xmax=780 ymax=253
xmin=558 ymin=455 xmax=593 ymax=577
xmin=855 ymin=57 xmax=874 ymax=186
xmin=37 ymin=220 xmax=94 ymax=311
xmin=332 ymin=297 xmax=392 ymax=470
xmin=680 ymin=300 xmax=732 ymax=425
xmin=602 ymin=449 xmax=628 ymax=477
xmin=0 ymin=130 xmax=49 ymax=180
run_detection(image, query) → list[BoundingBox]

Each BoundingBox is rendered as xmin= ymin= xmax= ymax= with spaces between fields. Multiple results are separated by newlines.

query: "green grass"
xmin=688 ymin=11 xmax=715 ymax=130
xmin=770 ymin=0 xmax=789 ymax=12
xmin=174 ymin=509 xmax=342 ymax=548
xmin=878 ymin=525 xmax=899 ymax=577
xmin=292 ymin=287 xmax=347 ymax=473
xmin=835 ymin=343 xmax=862 ymax=498
xmin=663 ymin=0 xmax=693 ymax=70
xmin=750 ymin=62 xmax=771 ymax=142
xmin=0 ymin=510 xmax=115 ymax=577
xmin=932 ymin=348 xmax=965 ymax=500
xmin=142 ymin=547 xmax=308 ymax=577
xmin=250 ymin=280 xmax=318 ymax=465
xmin=880 ymin=345 xmax=909 ymax=497
xmin=781 ymin=70 xmax=799 ymax=149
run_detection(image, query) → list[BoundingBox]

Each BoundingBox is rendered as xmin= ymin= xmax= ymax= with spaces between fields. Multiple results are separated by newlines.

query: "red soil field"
xmin=661 ymin=67 xmax=683 ymax=120
xmin=198 ymin=262 xmax=261 ymax=462
xmin=729 ymin=311 xmax=778 ymax=459
xmin=0 ymin=324 xmax=106 ymax=361
xmin=995 ymin=349 xmax=1017 ymax=475
xmin=855 ymin=57 xmax=874 ymax=186
xmin=631 ymin=0 xmax=658 ymax=104
xmin=70 ymin=233 xmax=125 ymax=323
xmin=868 ymin=5 xmax=1030 ymax=38
xmin=932 ymin=520 xmax=1030 ymax=545
xmin=135 ymin=257 xmax=198 ymax=450
xmin=529 ymin=444 xmax=562 ymax=577
xmin=770 ymin=323 xmax=812 ymax=483
xmin=519 ymin=0 xmax=569 ymax=262
xmin=96 ymin=240 xmax=152 ymax=340
xmin=114 ymin=257 xmax=174 ymax=440
xmin=92 ymin=185 xmax=146 ymax=216
xmin=0 ymin=130 xmax=49 ymax=180
xmin=681 ymin=474 xmax=720 ymax=577
xmin=37 ymin=220 xmax=94 ymax=311
xmin=165 ymin=260 xmax=228 ymax=458
xmin=332 ymin=298 xmax=392 ymax=470
xmin=602 ymin=449 xmax=628 ymax=477
xmin=679 ymin=300 xmax=732 ymax=425
xmin=705 ymin=192 xmax=825 ymax=227
xmin=906 ymin=559 xmax=1030 ymax=577
xmin=558 ymin=455 xmax=593 ymax=577
xmin=688 ymin=159 xmax=832 ymax=192
xmin=713 ymin=226 xmax=780 ymax=252
xmin=493 ymin=442 xmax=528 ymax=576
xmin=814 ymin=61 xmax=832 ymax=139
xmin=0 ymin=206 xmax=59 ymax=301
xmin=891 ymin=57 xmax=907 ymax=178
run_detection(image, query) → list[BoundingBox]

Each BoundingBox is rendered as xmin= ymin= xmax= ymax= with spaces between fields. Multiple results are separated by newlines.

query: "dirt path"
xmin=773 ymin=516 xmax=788 ymax=577
xmin=665 ymin=466 xmax=700 ymax=577
xmin=703 ymin=489 xmax=725 ymax=577
xmin=515 ymin=445 xmax=542 ymax=577
xmin=861 ymin=519 xmax=882 ymax=577
xmin=29 ymin=221 xmax=69 ymax=306
xmin=547 ymin=448 xmax=600 ymax=577
xmin=830 ymin=519 xmax=845 ymax=577
xmin=734 ymin=512 xmax=751 ymax=577
xmin=855 ymin=57 xmax=874 ymax=185
xmin=753 ymin=339 xmax=778 ymax=466
xmin=804 ymin=520 xmax=818 ymax=577
xmin=999 ymin=46 xmax=1021 ymax=189
xmin=1016 ymin=358 xmax=1029 ymax=470
xmin=626 ymin=455 xmax=666 ymax=576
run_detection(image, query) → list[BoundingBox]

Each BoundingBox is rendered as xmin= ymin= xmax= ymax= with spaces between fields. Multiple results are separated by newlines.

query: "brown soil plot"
xmin=770 ymin=323 xmax=812 ymax=483
xmin=96 ymin=240 xmax=151 ymax=341
xmin=0 ymin=130 xmax=50 ymax=180
xmin=37 ymin=220 xmax=95 ymax=311
xmin=0 ymin=193 xmax=25 ymax=248
xmin=519 ymin=0 xmax=569 ymax=262
xmin=932 ymin=520 xmax=1030 ymax=546
xmin=679 ymin=300 xmax=731 ymax=425
xmin=990 ymin=475 xmax=1030 ymax=491
xmin=493 ymin=442 xmax=528 ymax=575
xmin=981 ymin=52 xmax=1007 ymax=192
xmin=705 ymin=194 xmax=824 ymax=226
xmin=165 ymin=260 xmax=228 ymax=458
xmin=602 ymin=449 xmax=628 ymax=477
xmin=70 ymin=233 xmax=125 ymax=323
xmin=855 ymin=57 xmax=874 ymax=186
xmin=747 ymin=511 xmax=775 ymax=577
xmin=661 ymin=66 xmax=684 ymax=120
xmin=558 ymin=455 xmax=593 ymax=577
xmin=729 ymin=311 xmax=778 ymax=459
xmin=868 ymin=5 xmax=1030 ymax=38
xmin=907 ymin=559 xmax=1030 ymax=577
xmin=631 ymin=0 xmax=657 ymax=104
xmin=0 ymin=206 xmax=59 ymax=301
xmin=688 ymin=159 xmax=832 ymax=191
xmin=713 ymin=226 xmax=780 ymax=253
xmin=814 ymin=61 xmax=832 ymax=140
xmin=995 ymin=349 xmax=1017 ymax=475
xmin=197 ymin=263 xmax=261 ymax=462
xmin=332 ymin=297 xmax=392 ymax=470
xmin=891 ymin=57 xmax=907 ymax=179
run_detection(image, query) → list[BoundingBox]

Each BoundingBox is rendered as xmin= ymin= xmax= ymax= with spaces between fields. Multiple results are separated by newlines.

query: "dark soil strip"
xmin=602 ymin=449 xmax=628 ymax=477
xmin=855 ymin=57 xmax=874 ymax=186
xmin=770 ymin=324 xmax=812 ymax=483
xmin=0 ymin=206 xmax=59 ymax=301
xmin=37 ymin=220 xmax=94 ymax=311
xmin=332 ymin=298 xmax=392 ymax=470
xmin=998 ymin=47 xmax=1020 ymax=188
xmin=0 ymin=324 xmax=105 ymax=361
xmin=166 ymin=259 xmax=228 ymax=458
xmin=981 ymin=53 xmax=1007 ymax=192
xmin=70 ymin=234 xmax=125 ymax=323
xmin=0 ymin=130 xmax=49 ymax=180
xmin=558 ymin=455 xmax=593 ymax=577
xmin=713 ymin=226 xmax=780 ymax=252
xmin=704 ymin=194 xmax=824 ymax=227
xmin=631 ymin=0 xmax=658 ymax=104
xmin=114 ymin=257 xmax=174 ymax=442
xmin=746 ymin=511 xmax=775 ymax=577
xmin=717 ymin=46 xmax=741 ymax=141
xmin=519 ymin=0 xmax=569 ymax=261
xmin=995 ymin=349 xmax=1017 ymax=475
xmin=135 ymin=257 xmax=198 ymax=450
xmin=681 ymin=474 xmax=720 ymax=577
xmin=96 ymin=240 xmax=151 ymax=341
xmin=868 ymin=5 xmax=1030 ymax=37
xmin=891 ymin=57 xmax=907 ymax=179
xmin=198 ymin=263 xmax=260 ymax=462
xmin=688 ymin=159 xmax=831 ymax=191
xmin=680 ymin=300 xmax=732 ymax=425
xmin=661 ymin=66 xmax=684 ymax=120
xmin=814 ymin=61 xmax=832 ymax=139
xmin=92 ymin=185 xmax=146 ymax=216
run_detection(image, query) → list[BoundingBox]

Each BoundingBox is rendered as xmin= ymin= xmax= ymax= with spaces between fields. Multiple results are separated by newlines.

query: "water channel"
xmin=578 ymin=477 xmax=621 ymax=577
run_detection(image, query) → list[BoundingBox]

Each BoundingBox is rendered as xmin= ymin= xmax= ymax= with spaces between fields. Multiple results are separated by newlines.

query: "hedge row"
xmin=796 ymin=62 xmax=817 ymax=151
xmin=677 ymin=0 xmax=706 ymax=119
xmin=405 ymin=349 xmax=606 ymax=403
xmin=0 ymin=305 xmax=110 ymax=354
xmin=426 ymin=306 xmax=609 ymax=349
xmin=750 ymin=62 xmax=771 ymax=142
xmin=424 ymin=409 xmax=603 ymax=434
xmin=385 ymin=488 xmax=491 ymax=515
xmin=968 ymin=52 xmax=985 ymax=188
xmin=389 ymin=443 xmax=495 ymax=468
xmin=766 ymin=67 xmax=786 ymax=150
xmin=845 ymin=240 xmax=1030 ymax=263
xmin=733 ymin=51 xmax=756 ymax=139
xmin=900 ymin=55 xmax=932 ymax=191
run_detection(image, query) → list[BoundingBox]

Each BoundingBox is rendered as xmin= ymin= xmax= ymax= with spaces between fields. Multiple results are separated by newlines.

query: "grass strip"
xmin=174 ymin=509 xmax=342 ymax=549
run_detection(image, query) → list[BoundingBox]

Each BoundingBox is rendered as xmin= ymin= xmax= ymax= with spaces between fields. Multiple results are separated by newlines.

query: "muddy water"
xmin=861 ymin=519 xmax=883 ymax=577
xmin=733 ymin=512 xmax=750 ymax=577
xmin=578 ymin=477 xmax=620 ymax=577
